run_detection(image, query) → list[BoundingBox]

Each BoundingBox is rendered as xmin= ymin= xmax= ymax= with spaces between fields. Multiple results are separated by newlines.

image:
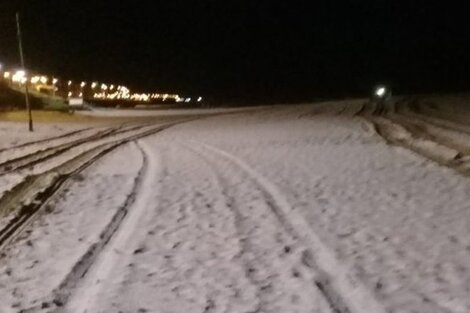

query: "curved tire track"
xmin=188 ymin=141 xmax=386 ymax=313
xmin=0 ymin=121 xmax=188 ymax=254
xmin=0 ymin=127 xmax=92 ymax=154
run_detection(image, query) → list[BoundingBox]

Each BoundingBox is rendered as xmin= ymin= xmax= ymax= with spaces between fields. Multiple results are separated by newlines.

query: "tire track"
xmin=0 ymin=120 xmax=189 ymax=254
xmin=368 ymin=116 xmax=470 ymax=177
xmin=46 ymin=141 xmax=150 ymax=312
xmin=55 ymin=140 xmax=159 ymax=313
xmin=180 ymin=144 xmax=271 ymax=313
xmin=0 ymin=127 xmax=92 ymax=154
xmin=0 ymin=124 xmax=146 ymax=175
xmin=189 ymin=141 xmax=386 ymax=313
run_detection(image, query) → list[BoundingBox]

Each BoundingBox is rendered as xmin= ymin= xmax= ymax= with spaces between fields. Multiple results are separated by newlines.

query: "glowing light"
xmin=197 ymin=97 xmax=203 ymax=102
xmin=31 ymin=76 xmax=40 ymax=84
xmin=40 ymin=76 xmax=48 ymax=84
xmin=110 ymin=84 xmax=115 ymax=90
xmin=185 ymin=98 xmax=191 ymax=103
xmin=92 ymin=82 xmax=98 ymax=89
xmin=68 ymin=91 xmax=72 ymax=97
xmin=53 ymin=78 xmax=59 ymax=85
xmin=68 ymin=80 xmax=72 ymax=86
xmin=375 ymin=85 xmax=387 ymax=98
xmin=12 ymin=70 xmax=26 ymax=83
xmin=79 ymin=92 xmax=83 ymax=97
xmin=376 ymin=88 xmax=385 ymax=97
xmin=3 ymin=72 xmax=10 ymax=79
xmin=80 ymin=81 xmax=86 ymax=88
xmin=101 ymin=83 xmax=108 ymax=90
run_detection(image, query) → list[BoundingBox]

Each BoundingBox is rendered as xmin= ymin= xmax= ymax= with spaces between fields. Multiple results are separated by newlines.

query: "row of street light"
xmin=2 ymin=9 xmax=202 ymax=135
xmin=1 ymin=67 xmax=202 ymax=103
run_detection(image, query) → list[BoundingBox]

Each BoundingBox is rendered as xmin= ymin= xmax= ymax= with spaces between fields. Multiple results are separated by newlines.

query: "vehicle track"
xmin=51 ymin=140 xmax=157 ymax=313
xmin=367 ymin=115 xmax=470 ymax=177
xmin=0 ymin=120 xmax=188 ymax=253
xmin=394 ymin=97 xmax=470 ymax=134
xmin=355 ymin=96 xmax=470 ymax=176
xmin=0 ymin=127 xmax=92 ymax=154
xmin=47 ymin=141 xmax=150 ymax=312
xmin=0 ymin=124 xmax=147 ymax=175
xmin=189 ymin=141 xmax=386 ymax=313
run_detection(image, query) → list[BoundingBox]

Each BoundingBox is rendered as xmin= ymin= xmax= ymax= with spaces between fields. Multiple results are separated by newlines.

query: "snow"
xmin=76 ymin=106 xmax=267 ymax=117
xmin=1 ymin=103 xmax=470 ymax=313
xmin=0 ymin=127 xmax=105 ymax=164
xmin=0 ymin=143 xmax=143 ymax=312
xmin=0 ymin=122 xmax=85 ymax=150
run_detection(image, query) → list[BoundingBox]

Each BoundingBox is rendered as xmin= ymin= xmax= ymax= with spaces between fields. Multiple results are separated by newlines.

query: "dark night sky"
xmin=1 ymin=1 xmax=469 ymax=103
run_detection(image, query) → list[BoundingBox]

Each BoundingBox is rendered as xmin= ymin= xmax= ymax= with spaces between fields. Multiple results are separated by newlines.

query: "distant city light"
xmin=0 ymin=63 xmax=184 ymax=104
xmin=197 ymin=97 xmax=203 ymax=102
xmin=12 ymin=70 xmax=26 ymax=83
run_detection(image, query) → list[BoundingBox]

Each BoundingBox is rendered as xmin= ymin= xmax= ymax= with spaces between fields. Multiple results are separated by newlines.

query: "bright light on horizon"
xmin=12 ymin=70 xmax=26 ymax=83
xmin=375 ymin=86 xmax=386 ymax=97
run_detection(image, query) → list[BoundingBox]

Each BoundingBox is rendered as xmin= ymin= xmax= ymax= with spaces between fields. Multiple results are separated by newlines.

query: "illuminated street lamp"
xmin=52 ymin=78 xmax=58 ymax=96
xmin=12 ymin=70 xmax=26 ymax=83
xmin=80 ymin=81 xmax=86 ymax=88
xmin=91 ymin=82 xmax=98 ymax=89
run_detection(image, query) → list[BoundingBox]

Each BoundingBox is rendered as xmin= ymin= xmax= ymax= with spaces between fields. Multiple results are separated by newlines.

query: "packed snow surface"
xmin=0 ymin=103 xmax=469 ymax=313
xmin=0 ymin=122 xmax=85 ymax=150
xmin=76 ymin=106 xmax=266 ymax=117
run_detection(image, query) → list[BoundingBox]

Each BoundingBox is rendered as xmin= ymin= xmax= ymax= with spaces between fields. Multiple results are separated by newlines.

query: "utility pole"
xmin=16 ymin=12 xmax=33 ymax=132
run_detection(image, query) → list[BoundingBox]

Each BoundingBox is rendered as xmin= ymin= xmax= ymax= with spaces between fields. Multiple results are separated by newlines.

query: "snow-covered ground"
xmin=0 ymin=103 xmax=470 ymax=313
xmin=76 ymin=106 xmax=267 ymax=117
xmin=0 ymin=122 xmax=86 ymax=150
